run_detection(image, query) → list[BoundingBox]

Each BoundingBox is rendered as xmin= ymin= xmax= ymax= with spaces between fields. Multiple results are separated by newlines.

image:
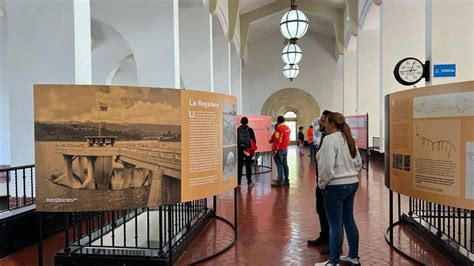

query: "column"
xmin=380 ymin=0 xmax=425 ymax=151
xmin=212 ymin=15 xmax=230 ymax=94
xmin=77 ymin=156 xmax=85 ymax=182
xmin=230 ymin=42 xmax=242 ymax=113
xmin=357 ymin=3 xmax=381 ymax=146
xmin=91 ymin=0 xmax=180 ymax=88
xmin=344 ymin=43 xmax=358 ymax=115
xmin=83 ymin=156 xmax=96 ymax=189
xmin=430 ymin=0 xmax=473 ymax=85
xmin=179 ymin=0 xmax=212 ymax=91
xmin=6 ymin=0 xmax=92 ymax=165
xmin=147 ymin=169 xmax=164 ymax=207
xmin=63 ymin=155 xmax=74 ymax=181
xmin=0 ymin=2 xmax=8 ymax=164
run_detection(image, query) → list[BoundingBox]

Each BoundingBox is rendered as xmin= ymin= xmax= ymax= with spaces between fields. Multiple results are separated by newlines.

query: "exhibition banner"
xmin=345 ymin=114 xmax=368 ymax=150
xmin=236 ymin=115 xmax=273 ymax=152
xmin=34 ymin=85 xmax=237 ymax=212
xmin=386 ymin=81 xmax=474 ymax=210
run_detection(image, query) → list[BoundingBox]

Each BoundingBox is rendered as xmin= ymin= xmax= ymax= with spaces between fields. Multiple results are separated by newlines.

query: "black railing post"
xmin=64 ymin=213 xmax=70 ymax=254
xmin=470 ymin=210 xmax=473 ymax=253
xmin=168 ymin=205 xmax=173 ymax=265
xmin=159 ymin=206 xmax=163 ymax=253
xmin=436 ymin=204 xmax=442 ymax=238
xmin=6 ymin=171 xmax=10 ymax=210
xmin=389 ymin=190 xmax=393 ymax=245
xmin=14 ymin=170 xmax=18 ymax=207
xmin=30 ymin=167 xmax=34 ymax=203
xmin=234 ymin=187 xmax=238 ymax=239
xmin=397 ymin=193 xmax=401 ymax=221
xmin=37 ymin=212 xmax=43 ymax=266
xmin=135 ymin=209 xmax=138 ymax=248
xmin=213 ymin=195 xmax=217 ymax=215
xmin=22 ymin=168 xmax=26 ymax=206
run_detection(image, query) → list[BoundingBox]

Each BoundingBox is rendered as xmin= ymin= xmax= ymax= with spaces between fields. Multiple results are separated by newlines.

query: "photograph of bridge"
xmin=34 ymin=85 xmax=182 ymax=211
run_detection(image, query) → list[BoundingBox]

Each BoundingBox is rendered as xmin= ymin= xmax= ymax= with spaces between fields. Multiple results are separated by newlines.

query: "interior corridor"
xmin=177 ymin=146 xmax=451 ymax=265
xmin=0 ymin=147 xmax=454 ymax=265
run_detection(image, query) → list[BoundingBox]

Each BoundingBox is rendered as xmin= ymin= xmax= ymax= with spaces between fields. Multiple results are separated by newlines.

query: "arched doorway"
xmin=261 ymin=88 xmax=321 ymax=136
xmin=283 ymin=110 xmax=298 ymax=143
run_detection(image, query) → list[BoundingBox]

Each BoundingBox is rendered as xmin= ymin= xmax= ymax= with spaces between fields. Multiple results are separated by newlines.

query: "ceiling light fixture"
xmin=283 ymin=64 xmax=300 ymax=81
xmin=281 ymin=40 xmax=302 ymax=65
xmin=280 ymin=0 xmax=309 ymax=41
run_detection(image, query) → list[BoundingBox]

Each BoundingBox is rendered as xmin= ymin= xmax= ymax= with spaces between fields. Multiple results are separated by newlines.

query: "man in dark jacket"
xmin=237 ymin=117 xmax=256 ymax=187
xmin=307 ymin=110 xmax=332 ymax=251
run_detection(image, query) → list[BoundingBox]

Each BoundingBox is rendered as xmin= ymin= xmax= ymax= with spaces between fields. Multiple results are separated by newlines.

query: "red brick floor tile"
xmin=0 ymin=147 xmax=456 ymax=266
xmin=176 ymin=147 xmax=453 ymax=266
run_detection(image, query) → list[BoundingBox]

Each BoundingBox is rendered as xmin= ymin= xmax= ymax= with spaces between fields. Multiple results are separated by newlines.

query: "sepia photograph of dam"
xmin=34 ymin=85 xmax=182 ymax=212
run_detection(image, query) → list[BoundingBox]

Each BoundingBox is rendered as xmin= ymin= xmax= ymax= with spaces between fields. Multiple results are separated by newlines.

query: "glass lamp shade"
xmin=281 ymin=43 xmax=302 ymax=65
xmin=280 ymin=9 xmax=309 ymax=40
xmin=283 ymin=64 xmax=300 ymax=81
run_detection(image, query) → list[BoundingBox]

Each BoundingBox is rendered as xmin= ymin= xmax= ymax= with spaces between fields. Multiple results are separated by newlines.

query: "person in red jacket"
xmin=271 ymin=115 xmax=291 ymax=187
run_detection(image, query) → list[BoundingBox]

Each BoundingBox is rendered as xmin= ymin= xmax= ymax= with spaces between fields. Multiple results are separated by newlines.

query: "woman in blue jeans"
xmin=315 ymin=112 xmax=362 ymax=266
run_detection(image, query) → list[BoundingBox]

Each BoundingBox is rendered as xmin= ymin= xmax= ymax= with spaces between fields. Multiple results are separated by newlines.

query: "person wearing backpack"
xmin=237 ymin=117 xmax=256 ymax=187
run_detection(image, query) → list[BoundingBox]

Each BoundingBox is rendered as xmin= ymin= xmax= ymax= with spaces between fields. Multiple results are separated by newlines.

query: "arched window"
xmin=283 ymin=111 xmax=297 ymax=119
xmin=283 ymin=111 xmax=298 ymax=141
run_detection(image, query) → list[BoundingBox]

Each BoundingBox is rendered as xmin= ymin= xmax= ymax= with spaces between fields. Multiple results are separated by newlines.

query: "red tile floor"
xmin=176 ymin=147 xmax=452 ymax=265
xmin=0 ymin=147 xmax=453 ymax=265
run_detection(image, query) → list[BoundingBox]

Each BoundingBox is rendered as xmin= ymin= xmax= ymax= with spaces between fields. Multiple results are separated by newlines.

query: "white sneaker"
xmin=314 ymin=260 xmax=340 ymax=266
xmin=340 ymin=256 xmax=360 ymax=265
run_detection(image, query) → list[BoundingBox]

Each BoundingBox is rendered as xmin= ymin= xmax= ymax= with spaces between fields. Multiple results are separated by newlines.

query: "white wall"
xmin=431 ymin=0 xmax=473 ymax=85
xmin=331 ymin=57 xmax=344 ymax=113
xmin=0 ymin=11 xmax=9 ymax=164
xmin=382 ymin=0 xmax=426 ymax=96
xmin=91 ymin=0 xmax=178 ymax=88
xmin=380 ymin=0 xmax=425 ymax=150
xmin=358 ymin=28 xmax=380 ymax=145
xmin=179 ymin=1 xmax=212 ymax=91
xmin=343 ymin=48 xmax=357 ymax=114
xmin=91 ymin=19 xmax=136 ymax=86
xmin=6 ymin=0 xmax=77 ymax=166
xmin=242 ymin=31 xmax=341 ymax=115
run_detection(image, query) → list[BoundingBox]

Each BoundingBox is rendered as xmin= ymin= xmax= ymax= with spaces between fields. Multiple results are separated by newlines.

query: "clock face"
xmin=398 ymin=58 xmax=423 ymax=83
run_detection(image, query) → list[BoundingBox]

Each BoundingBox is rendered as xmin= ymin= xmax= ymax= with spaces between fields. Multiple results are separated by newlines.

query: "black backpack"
xmin=238 ymin=127 xmax=250 ymax=148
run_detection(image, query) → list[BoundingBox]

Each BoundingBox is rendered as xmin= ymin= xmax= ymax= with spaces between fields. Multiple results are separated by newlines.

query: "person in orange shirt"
xmin=307 ymin=125 xmax=315 ymax=158
xmin=271 ymin=116 xmax=291 ymax=187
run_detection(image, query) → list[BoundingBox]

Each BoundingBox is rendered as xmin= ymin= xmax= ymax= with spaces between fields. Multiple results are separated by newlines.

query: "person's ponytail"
xmin=341 ymin=122 xmax=357 ymax=158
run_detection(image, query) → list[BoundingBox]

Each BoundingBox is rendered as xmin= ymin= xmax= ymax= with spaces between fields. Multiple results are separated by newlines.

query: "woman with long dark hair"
xmin=315 ymin=112 xmax=362 ymax=266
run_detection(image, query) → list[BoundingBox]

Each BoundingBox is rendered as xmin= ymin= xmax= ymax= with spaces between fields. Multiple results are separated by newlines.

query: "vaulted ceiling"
xmin=239 ymin=0 xmax=353 ymax=58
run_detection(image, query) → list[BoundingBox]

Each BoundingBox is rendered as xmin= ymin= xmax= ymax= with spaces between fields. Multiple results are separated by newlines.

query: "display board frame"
xmin=385 ymin=81 xmax=474 ymax=210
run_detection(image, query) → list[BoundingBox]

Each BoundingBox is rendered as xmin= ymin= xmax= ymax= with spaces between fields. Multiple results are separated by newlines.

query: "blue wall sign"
xmin=433 ymin=64 xmax=456 ymax=77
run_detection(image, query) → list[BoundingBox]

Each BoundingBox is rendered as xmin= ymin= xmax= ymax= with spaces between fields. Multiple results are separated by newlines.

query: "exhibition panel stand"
xmin=33 ymin=85 xmax=240 ymax=265
xmin=385 ymin=81 xmax=474 ymax=265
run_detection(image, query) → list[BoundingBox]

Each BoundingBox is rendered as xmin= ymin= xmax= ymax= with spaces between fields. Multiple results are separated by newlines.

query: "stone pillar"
xmin=230 ymin=42 xmax=242 ymax=113
xmin=83 ymin=156 xmax=96 ymax=189
xmin=6 ymin=0 xmax=91 ymax=165
xmin=122 ymin=162 xmax=135 ymax=189
xmin=77 ymin=156 xmax=85 ymax=182
xmin=179 ymin=0 xmax=212 ymax=91
xmin=63 ymin=155 xmax=74 ymax=180
xmin=212 ymin=15 xmax=230 ymax=94
xmin=147 ymin=169 xmax=164 ymax=207
xmin=91 ymin=0 xmax=180 ymax=88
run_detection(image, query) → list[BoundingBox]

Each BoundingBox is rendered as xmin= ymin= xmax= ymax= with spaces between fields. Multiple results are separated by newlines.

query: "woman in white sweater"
xmin=315 ymin=112 xmax=362 ymax=266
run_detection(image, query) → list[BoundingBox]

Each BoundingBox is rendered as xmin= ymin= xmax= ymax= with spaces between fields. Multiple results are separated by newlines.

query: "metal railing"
xmin=57 ymin=199 xmax=210 ymax=264
xmin=409 ymin=197 xmax=473 ymax=254
xmin=0 ymin=164 xmax=35 ymax=212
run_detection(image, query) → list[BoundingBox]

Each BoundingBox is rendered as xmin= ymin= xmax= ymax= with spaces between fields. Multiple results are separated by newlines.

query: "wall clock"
xmin=393 ymin=57 xmax=430 ymax=86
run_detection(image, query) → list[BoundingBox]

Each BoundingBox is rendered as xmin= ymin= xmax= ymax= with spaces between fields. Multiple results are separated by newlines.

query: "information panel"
xmin=345 ymin=114 xmax=368 ymax=150
xmin=34 ymin=85 xmax=237 ymax=212
xmin=236 ymin=115 xmax=273 ymax=152
xmin=386 ymin=81 xmax=474 ymax=210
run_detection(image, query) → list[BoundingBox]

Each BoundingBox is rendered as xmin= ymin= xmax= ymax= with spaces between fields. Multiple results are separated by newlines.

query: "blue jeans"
xmin=309 ymin=143 xmax=316 ymax=156
xmin=274 ymin=149 xmax=289 ymax=183
xmin=323 ymin=183 xmax=359 ymax=263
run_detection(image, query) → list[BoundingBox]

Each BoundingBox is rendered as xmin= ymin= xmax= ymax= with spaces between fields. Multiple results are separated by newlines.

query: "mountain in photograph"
xmin=35 ymin=121 xmax=180 ymax=141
